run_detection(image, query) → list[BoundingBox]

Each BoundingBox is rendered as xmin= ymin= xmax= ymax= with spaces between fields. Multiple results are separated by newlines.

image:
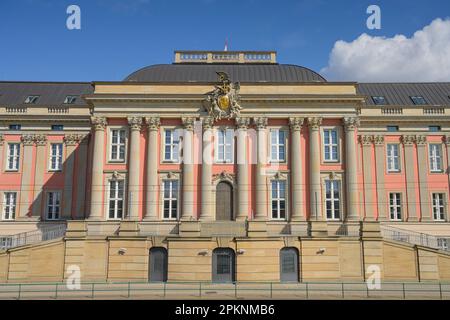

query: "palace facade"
xmin=0 ymin=51 xmax=450 ymax=283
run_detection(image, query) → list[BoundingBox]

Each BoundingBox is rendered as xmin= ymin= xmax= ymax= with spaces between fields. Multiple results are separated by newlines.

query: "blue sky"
xmin=0 ymin=0 xmax=449 ymax=82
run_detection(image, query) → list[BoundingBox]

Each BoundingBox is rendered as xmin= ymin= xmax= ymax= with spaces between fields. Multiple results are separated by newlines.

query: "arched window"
xmin=149 ymin=247 xmax=168 ymax=282
xmin=212 ymin=248 xmax=236 ymax=283
xmin=280 ymin=247 xmax=299 ymax=282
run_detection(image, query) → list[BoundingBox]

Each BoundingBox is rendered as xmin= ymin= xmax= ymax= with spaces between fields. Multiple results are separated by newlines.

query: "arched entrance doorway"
xmin=148 ymin=247 xmax=168 ymax=282
xmin=216 ymin=181 xmax=233 ymax=220
xmin=280 ymin=247 xmax=299 ymax=282
xmin=212 ymin=248 xmax=236 ymax=283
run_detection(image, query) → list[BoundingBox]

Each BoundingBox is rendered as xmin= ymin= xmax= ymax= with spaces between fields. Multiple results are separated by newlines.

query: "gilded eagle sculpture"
xmin=203 ymin=71 xmax=242 ymax=121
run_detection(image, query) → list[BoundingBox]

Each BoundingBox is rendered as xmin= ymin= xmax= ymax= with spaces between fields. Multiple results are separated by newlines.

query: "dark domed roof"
xmin=124 ymin=64 xmax=326 ymax=83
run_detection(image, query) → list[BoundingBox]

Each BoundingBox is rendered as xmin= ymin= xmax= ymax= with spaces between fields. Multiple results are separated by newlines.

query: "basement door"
xmin=212 ymin=248 xmax=236 ymax=283
xmin=280 ymin=248 xmax=299 ymax=282
xmin=149 ymin=247 xmax=168 ymax=282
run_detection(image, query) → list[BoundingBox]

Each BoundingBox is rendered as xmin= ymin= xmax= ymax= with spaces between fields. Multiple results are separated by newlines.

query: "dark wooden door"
xmin=149 ymin=247 xmax=168 ymax=282
xmin=216 ymin=182 xmax=233 ymax=220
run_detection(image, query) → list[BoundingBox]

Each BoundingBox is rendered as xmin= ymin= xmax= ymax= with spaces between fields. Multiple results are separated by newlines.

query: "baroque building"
xmin=0 ymin=51 xmax=450 ymax=283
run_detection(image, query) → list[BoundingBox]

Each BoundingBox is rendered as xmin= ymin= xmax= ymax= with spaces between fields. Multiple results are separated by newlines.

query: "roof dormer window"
xmin=63 ymin=95 xmax=77 ymax=104
xmin=372 ymin=96 xmax=387 ymax=105
xmin=410 ymin=96 xmax=427 ymax=105
xmin=24 ymin=95 xmax=40 ymax=104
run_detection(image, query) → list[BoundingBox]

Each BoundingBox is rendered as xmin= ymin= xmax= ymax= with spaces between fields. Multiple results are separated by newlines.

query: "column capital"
xmin=145 ymin=116 xmax=161 ymax=131
xmin=373 ymin=135 xmax=385 ymax=146
xmin=127 ymin=116 xmax=143 ymax=131
xmin=359 ymin=135 xmax=373 ymax=146
xmin=202 ymin=117 xmax=214 ymax=131
xmin=415 ymin=135 xmax=427 ymax=146
xmin=21 ymin=134 xmax=35 ymax=146
xmin=182 ymin=116 xmax=196 ymax=131
xmin=401 ymin=135 xmax=416 ymax=146
xmin=91 ymin=116 xmax=107 ymax=131
xmin=236 ymin=117 xmax=251 ymax=129
xmin=343 ymin=117 xmax=360 ymax=131
xmin=307 ymin=117 xmax=322 ymax=130
xmin=253 ymin=117 xmax=268 ymax=130
xmin=289 ymin=117 xmax=304 ymax=131
xmin=444 ymin=135 xmax=450 ymax=145
xmin=0 ymin=134 xmax=4 ymax=145
xmin=64 ymin=134 xmax=88 ymax=146
xmin=34 ymin=134 xmax=47 ymax=146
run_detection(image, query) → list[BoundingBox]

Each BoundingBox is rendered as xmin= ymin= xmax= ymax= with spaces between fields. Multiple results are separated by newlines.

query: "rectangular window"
xmin=51 ymin=124 xmax=64 ymax=131
xmin=437 ymin=238 xmax=449 ymax=251
xmin=63 ymin=95 xmax=77 ymax=104
xmin=323 ymin=129 xmax=339 ymax=162
xmin=46 ymin=191 xmax=61 ymax=220
xmin=2 ymin=192 xmax=17 ymax=220
xmin=325 ymin=180 xmax=340 ymax=220
xmin=9 ymin=124 xmax=21 ymax=131
xmin=432 ymin=193 xmax=445 ymax=221
xmin=372 ymin=96 xmax=387 ymax=105
xmin=410 ymin=96 xmax=427 ymax=105
xmin=429 ymin=126 xmax=441 ymax=132
xmin=387 ymin=126 xmax=399 ymax=132
xmin=270 ymin=129 xmax=286 ymax=162
xmin=271 ymin=180 xmax=286 ymax=220
xmin=108 ymin=180 xmax=124 ymax=219
xmin=163 ymin=129 xmax=180 ymax=162
xmin=24 ymin=95 xmax=39 ymax=104
xmin=110 ymin=129 xmax=126 ymax=161
xmin=387 ymin=144 xmax=400 ymax=172
xmin=49 ymin=143 xmax=63 ymax=171
xmin=6 ymin=143 xmax=20 ymax=171
xmin=389 ymin=193 xmax=402 ymax=220
xmin=162 ymin=180 xmax=178 ymax=220
xmin=429 ymin=144 xmax=442 ymax=172
xmin=216 ymin=129 xmax=233 ymax=163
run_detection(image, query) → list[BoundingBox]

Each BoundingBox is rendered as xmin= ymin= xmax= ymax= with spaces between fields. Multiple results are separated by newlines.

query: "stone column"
xmin=373 ymin=135 xmax=387 ymax=220
xmin=0 ymin=135 xmax=3 ymax=173
xmin=445 ymin=136 xmax=450 ymax=222
xmin=254 ymin=117 xmax=268 ymax=220
xmin=344 ymin=117 xmax=360 ymax=221
xmin=200 ymin=117 xmax=214 ymax=220
xmin=360 ymin=135 xmax=375 ymax=220
xmin=18 ymin=134 xmax=35 ymax=219
xmin=144 ymin=117 xmax=160 ymax=220
xmin=402 ymin=135 xmax=418 ymax=221
xmin=61 ymin=135 xmax=76 ymax=219
xmin=181 ymin=117 xmax=195 ymax=220
xmin=29 ymin=135 xmax=47 ymax=219
xmin=307 ymin=117 xmax=322 ymax=220
xmin=89 ymin=116 xmax=107 ymax=220
xmin=236 ymin=117 xmax=250 ymax=220
xmin=289 ymin=117 xmax=305 ymax=221
xmin=74 ymin=135 xmax=89 ymax=219
xmin=416 ymin=135 xmax=430 ymax=221
xmin=127 ymin=116 xmax=143 ymax=220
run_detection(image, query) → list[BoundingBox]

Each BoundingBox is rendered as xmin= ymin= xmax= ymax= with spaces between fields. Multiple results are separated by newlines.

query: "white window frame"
xmin=270 ymin=129 xmax=287 ymax=163
xmin=162 ymin=179 xmax=179 ymax=220
xmin=271 ymin=179 xmax=287 ymax=220
xmin=48 ymin=143 xmax=63 ymax=171
xmin=322 ymin=128 xmax=339 ymax=162
xmin=107 ymin=179 xmax=125 ymax=220
xmin=386 ymin=144 xmax=400 ymax=172
xmin=6 ymin=143 xmax=20 ymax=171
xmin=429 ymin=144 xmax=443 ymax=173
xmin=325 ymin=179 xmax=341 ymax=220
xmin=2 ymin=192 xmax=17 ymax=220
xmin=215 ymin=128 xmax=234 ymax=163
xmin=437 ymin=238 xmax=449 ymax=251
xmin=389 ymin=192 xmax=402 ymax=221
xmin=46 ymin=191 xmax=61 ymax=220
xmin=109 ymin=128 xmax=127 ymax=162
xmin=163 ymin=128 xmax=180 ymax=163
xmin=432 ymin=193 xmax=446 ymax=221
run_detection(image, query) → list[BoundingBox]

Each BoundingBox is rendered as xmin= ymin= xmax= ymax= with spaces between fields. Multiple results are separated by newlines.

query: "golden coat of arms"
xmin=203 ymin=71 xmax=242 ymax=121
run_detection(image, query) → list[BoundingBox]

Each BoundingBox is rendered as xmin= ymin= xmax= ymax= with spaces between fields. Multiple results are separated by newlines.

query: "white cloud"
xmin=321 ymin=18 xmax=450 ymax=82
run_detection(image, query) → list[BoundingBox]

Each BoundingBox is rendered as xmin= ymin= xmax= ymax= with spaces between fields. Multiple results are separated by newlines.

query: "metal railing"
xmin=0 ymin=281 xmax=449 ymax=300
xmin=381 ymin=225 xmax=449 ymax=251
xmin=0 ymin=224 xmax=67 ymax=250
